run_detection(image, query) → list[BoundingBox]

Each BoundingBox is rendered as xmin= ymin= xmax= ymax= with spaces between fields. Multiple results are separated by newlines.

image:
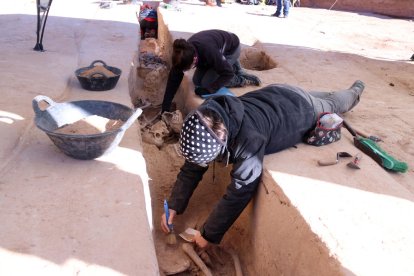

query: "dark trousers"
xmin=192 ymin=45 xmax=245 ymax=88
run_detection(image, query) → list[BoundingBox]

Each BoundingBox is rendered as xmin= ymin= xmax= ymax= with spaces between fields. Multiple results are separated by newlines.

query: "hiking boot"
xmin=350 ymin=80 xmax=365 ymax=95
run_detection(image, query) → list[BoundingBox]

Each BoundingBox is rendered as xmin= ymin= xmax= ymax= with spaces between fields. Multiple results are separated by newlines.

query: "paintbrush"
xmin=164 ymin=199 xmax=177 ymax=245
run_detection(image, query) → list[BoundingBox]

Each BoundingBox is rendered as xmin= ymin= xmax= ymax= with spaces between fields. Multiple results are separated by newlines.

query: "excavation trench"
xmin=135 ymin=107 xmax=341 ymax=276
xmin=130 ymin=36 xmax=281 ymax=275
xmin=130 ymin=40 xmax=274 ymax=274
xmin=128 ymin=15 xmax=341 ymax=275
xmin=142 ymin=141 xmax=240 ymax=275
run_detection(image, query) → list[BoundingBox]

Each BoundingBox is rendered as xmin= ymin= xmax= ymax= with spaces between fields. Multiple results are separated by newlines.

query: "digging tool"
xmin=164 ymin=199 xmax=177 ymax=246
xmin=354 ymin=129 xmax=382 ymax=142
xmin=343 ymin=120 xmax=408 ymax=173
xmin=347 ymin=153 xmax=362 ymax=169
xmin=318 ymin=152 xmax=352 ymax=166
xmin=342 ymin=121 xmax=382 ymax=142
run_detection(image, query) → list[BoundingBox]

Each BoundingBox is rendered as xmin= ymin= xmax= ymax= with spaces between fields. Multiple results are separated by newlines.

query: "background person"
xmin=161 ymin=29 xmax=261 ymax=113
xmin=137 ymin=4 xmax=158 ymax=40
xmin=272 ymin=0 xmax=290 ymax=18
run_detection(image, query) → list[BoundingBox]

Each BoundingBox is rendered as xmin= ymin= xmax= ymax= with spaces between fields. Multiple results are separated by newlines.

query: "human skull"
xmin=141 ymin=120 xmax=169 ymax=148
xmin=162 ymin=110 xmax=183 ymax=134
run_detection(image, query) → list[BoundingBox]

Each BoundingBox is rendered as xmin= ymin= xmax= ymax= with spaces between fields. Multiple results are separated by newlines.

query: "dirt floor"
xmin=1 ymin=0 xmax=412 ymax=275
xmin=132 ymin=1 xmax=414 ymax=275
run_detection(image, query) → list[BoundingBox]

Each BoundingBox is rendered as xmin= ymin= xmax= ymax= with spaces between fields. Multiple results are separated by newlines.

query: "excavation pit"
xmin=240 ymin=48 xmax=277 ymax=71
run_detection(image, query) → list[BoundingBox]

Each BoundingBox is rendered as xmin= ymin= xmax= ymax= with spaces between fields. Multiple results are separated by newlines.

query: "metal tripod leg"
xmin=34 ymin=0 xmax=53 ymax=52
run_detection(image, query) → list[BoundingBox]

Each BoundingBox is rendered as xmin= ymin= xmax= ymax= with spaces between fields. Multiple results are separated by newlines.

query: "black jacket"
xmin=162 ymin=30 xmax=240 ymax=112
xmin=168 ymin=84 xmax=315 ymax=244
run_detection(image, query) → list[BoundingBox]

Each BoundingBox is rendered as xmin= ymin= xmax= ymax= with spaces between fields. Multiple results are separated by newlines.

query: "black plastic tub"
xmin=33 ymin=95 xmax=142 ymax=160
xmin=75 ymin=60 xmax=122 ymax=91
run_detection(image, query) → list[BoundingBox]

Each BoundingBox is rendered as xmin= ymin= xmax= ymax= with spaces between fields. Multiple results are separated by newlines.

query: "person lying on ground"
xmin=160 ymin=80 xmax=365 ymax=248
xmin=161 ymin=29 xmax=261 ymax=113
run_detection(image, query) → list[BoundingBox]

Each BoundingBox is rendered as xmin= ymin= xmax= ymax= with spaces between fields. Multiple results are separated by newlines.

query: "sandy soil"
xmin=147 ymin=2 xmax=414 ymax=190
xmin=0 ymin=0 xmax=412 ymax=275
xmin=133 ymin=2 xmax=414 ymax=275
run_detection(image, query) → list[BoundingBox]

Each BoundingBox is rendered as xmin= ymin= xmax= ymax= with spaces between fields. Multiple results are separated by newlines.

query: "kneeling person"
xmin=161 ymin=29 xmax=261 ymax=113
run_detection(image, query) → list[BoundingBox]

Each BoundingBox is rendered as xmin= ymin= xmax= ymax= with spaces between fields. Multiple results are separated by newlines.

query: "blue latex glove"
xmin=200 ymin=87 xmax=235 ymax=99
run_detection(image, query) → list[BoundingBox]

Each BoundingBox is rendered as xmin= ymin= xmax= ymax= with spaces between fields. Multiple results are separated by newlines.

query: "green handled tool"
xmin=343 ymin=120 xmax=408 ymax=173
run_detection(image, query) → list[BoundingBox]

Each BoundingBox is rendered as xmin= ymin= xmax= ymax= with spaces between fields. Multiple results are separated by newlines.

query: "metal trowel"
xmin=318 ymin=152 xmax=352 ymax=166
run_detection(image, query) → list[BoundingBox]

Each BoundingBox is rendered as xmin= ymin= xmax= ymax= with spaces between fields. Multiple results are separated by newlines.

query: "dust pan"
xmin=179 ymin=227 xmax=198 ymax=242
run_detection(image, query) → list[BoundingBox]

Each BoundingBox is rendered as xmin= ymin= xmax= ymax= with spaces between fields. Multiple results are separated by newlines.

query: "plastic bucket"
xmin=33 ymin=95 xmax=142 ymax=160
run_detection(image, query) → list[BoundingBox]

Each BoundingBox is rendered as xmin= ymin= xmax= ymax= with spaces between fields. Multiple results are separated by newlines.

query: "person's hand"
xmin=195 ymin=87 xmax=211 ymax=96
xmin=160 ymin=208 xmax=176 ymax=233
xmin=194 ymin=230 xmax=209 ymax=248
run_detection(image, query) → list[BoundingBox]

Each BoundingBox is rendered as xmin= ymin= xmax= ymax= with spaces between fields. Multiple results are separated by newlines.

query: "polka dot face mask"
xmin=179 ymin=110 xmax=226 ymax=166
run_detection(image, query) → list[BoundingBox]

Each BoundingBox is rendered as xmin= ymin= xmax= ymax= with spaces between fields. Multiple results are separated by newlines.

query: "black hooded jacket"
xmin=168 ymin=84 xmax=315 ymax=244
xmin=162 ymin=29 xmax=240 ymax=112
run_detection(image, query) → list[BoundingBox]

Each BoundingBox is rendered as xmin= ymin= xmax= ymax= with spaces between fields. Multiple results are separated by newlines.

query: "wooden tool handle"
xmin=317 ymin=160 xmax=338 ymax=166
xmin=355 ymin=129 xmax=370 ymax=139
xmin=342 ymin=120 xmax=357 ymax=137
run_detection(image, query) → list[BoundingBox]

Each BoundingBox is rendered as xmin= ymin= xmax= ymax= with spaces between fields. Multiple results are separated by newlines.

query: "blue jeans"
xmin=276 ymin=0 xmax=290 ymax=16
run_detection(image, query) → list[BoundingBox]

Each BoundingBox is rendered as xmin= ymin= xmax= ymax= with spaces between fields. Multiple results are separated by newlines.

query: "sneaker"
xmin=240 ymin=73 xmax=261 ymax=86
xmin=283 ymin=14 xmax=288 ymax=18
xmin=271 ymin=13 xmax=280 ymax=17
xmin=227 ymin=75 xmax=247 ymax=88
xmin=243 ymin=77 xmax=261 ymax=86
xmin=244 ymin=79 xmax=257 ymax=86
xmin=350 ymin=80 xmax=365 ymax=95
